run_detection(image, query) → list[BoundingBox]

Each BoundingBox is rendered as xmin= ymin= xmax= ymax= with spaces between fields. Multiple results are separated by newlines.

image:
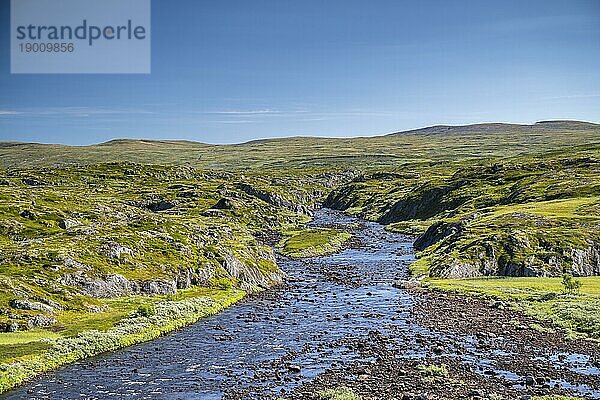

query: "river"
xmin=4 ymin=210 xmax=599 ymax=399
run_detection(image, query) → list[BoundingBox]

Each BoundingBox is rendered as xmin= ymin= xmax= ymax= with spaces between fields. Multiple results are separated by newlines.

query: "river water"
xmin=4 ymin=210 xmax=599 ymax=399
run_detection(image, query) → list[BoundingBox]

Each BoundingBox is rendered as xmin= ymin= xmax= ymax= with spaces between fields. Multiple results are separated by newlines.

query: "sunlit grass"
xmin=278 ymin=228 xmax=351 ymax=259
xmin=429 ymin=277 xmax=600 ymax=335
xmin=485 ymin=197 xmax=600 ymax=221
xmin=318 ymin=387 xmax=361 ymax=400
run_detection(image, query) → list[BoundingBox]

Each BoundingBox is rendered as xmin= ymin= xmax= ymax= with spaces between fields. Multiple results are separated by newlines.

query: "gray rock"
xmin=392 ymin=279 xmax=422 ymax=290
xmin=27 ymin=314 xmax=57 ymax=328
xmin=140 ymin=280 xmax=177 ymax=295
xmin=568 ymin=246 xmax=600 ymax=276
xmin=10 ymin=299 xmax=55 ymax=314
xmin=34 ymin=297 xmax=63 ymax=310
xmin=59 ymin=218 xmax=80 ymax=229
xmin=103 ymin=241 xmax=134 ymax=260
xmin=201 ymin=209 xmax=225 ymax=218
xmin=61 ymin=272 xmax=177 ymax=298
xmin=7 ymin=322 xmax=20 ymax=332
xmin=62 ymin=257 xmax=92 ymax=271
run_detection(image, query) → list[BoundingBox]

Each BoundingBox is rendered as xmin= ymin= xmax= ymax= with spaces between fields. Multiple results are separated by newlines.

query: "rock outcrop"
xmin=416 ymin=221 xmax=600 ymax=278
xmin=10 ymin=299 xmax=56 ymax=314
xmin=569 ymin=246 xmax=600 ymax=276
xmin=60 ymin=246 xmax=284 ymax=298
xmin=222 ymin=249 xmax=285 ymax=292
xmin=27 ymin=314 xmax=57 ymax=329
xmin=236 ymin=183 xmax=312 ymax=215
xmin=60 ymin=272 xmax=177 ymax=298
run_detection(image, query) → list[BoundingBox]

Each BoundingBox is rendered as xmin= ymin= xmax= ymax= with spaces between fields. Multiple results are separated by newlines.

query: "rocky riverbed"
xmin=3 ymin=210 xmax=599 ymax=400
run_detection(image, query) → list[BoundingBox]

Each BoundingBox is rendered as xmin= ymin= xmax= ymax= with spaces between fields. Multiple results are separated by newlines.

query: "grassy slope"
xmin=329 ymin=147 xmax=600 ymax=279
xmin=2 ymin=122 xmax=599 ymax=170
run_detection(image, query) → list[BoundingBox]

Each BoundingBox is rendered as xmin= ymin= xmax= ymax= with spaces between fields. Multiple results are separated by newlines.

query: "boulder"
xmin=34 ymin=297 xmax=63 ymax=310
xmin=201 ymin=209 xmax=225 ymax=218
xmin=10 ymin=299 xmax=55 ymax=314
xmin=145 ymin=200 xmax=176 ymax=212
xmin=19 ymin=210 xmax=35 ymax=220
xmin=27 ymin=314 xmax=57 ymax=328
xmin=212 ymin=198 xmax=234 ymax=210
xmin=6 ymin=322 xmax=20 ymax=332
xmin=392 ymin=279 xmax=422 ymax=290
xmin=103 ymin=241 xmax=134 ymax=260
xmin=59 ymin=218 xmax=80 ymax=229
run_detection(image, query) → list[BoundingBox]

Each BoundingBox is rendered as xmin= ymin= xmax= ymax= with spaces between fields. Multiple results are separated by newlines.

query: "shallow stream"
xmin=4 ymin=210 xmax=599 ymax=399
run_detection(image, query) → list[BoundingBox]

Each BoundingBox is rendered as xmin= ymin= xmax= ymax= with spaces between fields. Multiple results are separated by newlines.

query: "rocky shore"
xmin=292 ymin=290 xmax=600 ymax=400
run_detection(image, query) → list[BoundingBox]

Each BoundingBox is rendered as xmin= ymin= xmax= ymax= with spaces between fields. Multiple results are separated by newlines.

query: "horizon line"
xmin=1 ymin=119 xmax=598 ymax=147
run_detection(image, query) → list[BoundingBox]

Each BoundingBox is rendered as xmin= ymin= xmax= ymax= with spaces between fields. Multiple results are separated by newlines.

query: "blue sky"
xmin=0 ymin=0 xmax=599 ymax=145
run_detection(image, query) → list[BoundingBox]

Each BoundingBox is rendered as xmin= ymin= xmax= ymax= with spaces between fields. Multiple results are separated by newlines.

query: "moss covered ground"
xmin=317 ymin=387 xmax=361 ymax=400
xmin=278 ymin=228 xmax=351 ymax=259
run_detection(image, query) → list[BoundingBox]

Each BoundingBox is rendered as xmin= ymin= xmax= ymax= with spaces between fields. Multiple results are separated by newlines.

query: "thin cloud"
xmin=207 ymin=120 xmax=256 ymax=124
xmin=202 ymin=109 xmax=283 ymax=115
xmin=541 ymin=94 xmax=600 ymax=100
xmin=0 ymin=106 xmax=156 ymax=117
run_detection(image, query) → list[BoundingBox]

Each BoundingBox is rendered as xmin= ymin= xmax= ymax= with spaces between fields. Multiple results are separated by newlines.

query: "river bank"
xmin=0 ymin=288 xmax=246 ymax=394
xmin=295 ymin=289 xmax=600 ymax=400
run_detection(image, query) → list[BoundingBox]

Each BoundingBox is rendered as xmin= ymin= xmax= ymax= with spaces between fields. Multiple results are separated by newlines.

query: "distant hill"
xmin=1 ymin=120 xmax=599 ymax=170
xmin=387 ymin=120 xmax=600 ymax=136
